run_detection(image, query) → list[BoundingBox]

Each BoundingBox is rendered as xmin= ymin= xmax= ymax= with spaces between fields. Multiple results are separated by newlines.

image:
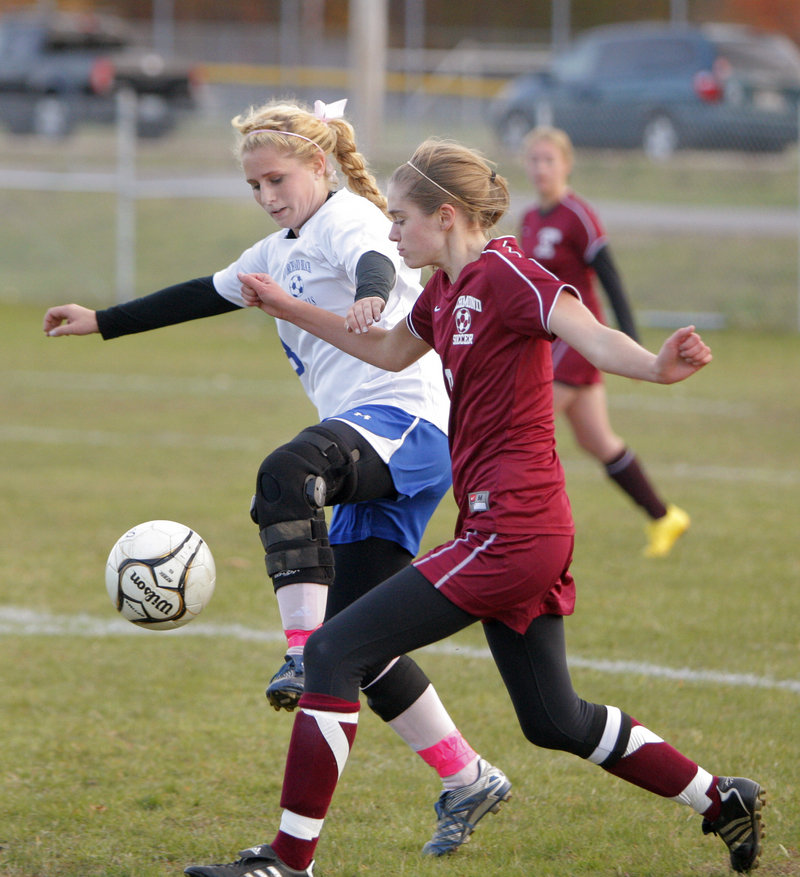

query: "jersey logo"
xmin=468 ymin=490 xmax=490 ymax=512
xmin=452 ymin=295 xmax=482 ymax=346
xmin=534 ymin=226 xmax=562 ymax=260
xmin=455 ymin=294 xmax=482 ymax=312
xmin=452 ymin=307 xmax=473 ymax=345
xmin=283 ymin=258 xmax=315 ymax=303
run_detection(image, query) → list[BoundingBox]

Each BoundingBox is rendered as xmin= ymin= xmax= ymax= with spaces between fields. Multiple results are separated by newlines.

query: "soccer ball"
xmin=105 ymin=520 xmax=216 ymax=630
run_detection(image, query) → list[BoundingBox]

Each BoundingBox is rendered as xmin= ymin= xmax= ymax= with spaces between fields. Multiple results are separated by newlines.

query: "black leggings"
xmin=263 ymin=421 xmax=440 ymax=718
xmin=329 ymin=538 xmax=412 ymax=620
xmin=305 ymin=566 xmax=605 ymax=757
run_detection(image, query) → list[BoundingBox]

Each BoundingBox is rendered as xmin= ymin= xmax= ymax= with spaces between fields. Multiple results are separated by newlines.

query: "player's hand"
xmin=238 ymin=272 xmax=290 ymax=316
xmin=654 ymin=326 xmax=712 ymax=383
xmin=43 ymin=304 xmax=99 ymax=337
xmin=345 ymin=296 xmax=385 ymax=334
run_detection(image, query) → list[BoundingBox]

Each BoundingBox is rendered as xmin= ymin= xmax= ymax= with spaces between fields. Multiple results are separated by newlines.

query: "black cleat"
xmin=266 ymin=654 xmax=305 ymax=712
xmin=702 ymin=776 xmax=765 ymax=873
xmin=184 ymin=843 xmax=314 ymax=877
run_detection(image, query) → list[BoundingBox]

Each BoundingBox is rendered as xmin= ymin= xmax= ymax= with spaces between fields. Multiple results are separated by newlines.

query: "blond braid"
xmin=328 ymin=119 xmax=388 ymax=214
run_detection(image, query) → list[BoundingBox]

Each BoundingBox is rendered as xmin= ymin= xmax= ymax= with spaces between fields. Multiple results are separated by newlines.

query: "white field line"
xmin=2 ymin=422 xmax=797 ymax=485
xmin=1 ymin=606 xmax=798 ymax=696
xmin=0 ymin=423 xmax=263 ymax=452
xmin=1 ymin=172 xmax=794 ymax=235
xmin=3 ymin=371 xmax=798 ymax=484
xmin=5 ymin=370 xmax=759 ymax=414
xmin=4 ymin=369 xmax=291 ymax=398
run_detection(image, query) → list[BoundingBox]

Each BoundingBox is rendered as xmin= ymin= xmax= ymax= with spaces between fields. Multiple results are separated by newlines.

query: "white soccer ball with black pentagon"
xmin=105 ymin=520 xmax=216 ymax=629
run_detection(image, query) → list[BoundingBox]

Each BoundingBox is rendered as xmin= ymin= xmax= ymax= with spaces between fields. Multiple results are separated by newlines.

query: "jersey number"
xmin=281 ymin=339 xmax=305 ymax=376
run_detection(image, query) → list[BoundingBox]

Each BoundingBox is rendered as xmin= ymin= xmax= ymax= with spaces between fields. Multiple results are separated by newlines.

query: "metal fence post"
xmin=115 ymin=89 xmax=137 ymax=304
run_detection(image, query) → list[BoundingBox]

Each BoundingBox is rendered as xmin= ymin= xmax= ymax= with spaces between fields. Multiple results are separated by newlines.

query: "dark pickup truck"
xmin=0 ymin=11 xmax=201 ymax=138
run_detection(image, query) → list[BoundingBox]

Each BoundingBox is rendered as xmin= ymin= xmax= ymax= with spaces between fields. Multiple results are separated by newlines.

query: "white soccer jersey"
xmin=213 ymin=188 xmax=448 ymax=435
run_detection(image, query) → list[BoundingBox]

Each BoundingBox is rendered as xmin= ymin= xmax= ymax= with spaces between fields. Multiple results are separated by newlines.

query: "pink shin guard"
xmin=417 ymin=729 xmax=478 ymax=778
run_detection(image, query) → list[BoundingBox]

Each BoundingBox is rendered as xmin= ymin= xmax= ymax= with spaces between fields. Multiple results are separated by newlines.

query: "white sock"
xmin=275 ymin=582 xmax=328 ymax=653
xmin=384 ymin=685 xmax=480 ymax=788
xmin=386 ymin=684 xmax=456 ymax=749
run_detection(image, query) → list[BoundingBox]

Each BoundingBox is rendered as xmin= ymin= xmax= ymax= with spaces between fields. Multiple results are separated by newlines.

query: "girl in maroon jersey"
xmin=520 ymin=126 xmax=689 ymax=558
xmin=184 ymin=140 xmax=763 ymax=877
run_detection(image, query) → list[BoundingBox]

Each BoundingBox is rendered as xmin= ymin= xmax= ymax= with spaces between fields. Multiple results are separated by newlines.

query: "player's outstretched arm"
xmin=43 ymin=304 xmax=99 ymax=337
xmin=651 ymin=324 xmax=712 ymax=383
xmin=550 ymin=291 xmax=711 ymax=385
xmin=239 ymin=272 xmax=430 ymax=372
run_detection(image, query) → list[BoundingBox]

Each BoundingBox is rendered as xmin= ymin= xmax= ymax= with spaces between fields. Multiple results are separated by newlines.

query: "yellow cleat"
xmin=643 ymin=504 xmax=690 ymax=558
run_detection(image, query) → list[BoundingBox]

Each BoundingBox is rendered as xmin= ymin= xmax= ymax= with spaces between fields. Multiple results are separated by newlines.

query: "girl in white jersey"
xmin=42 ymin=101 xmax=509 ymax=856
xmin=187 ymin=139 xmax=764 ymax=877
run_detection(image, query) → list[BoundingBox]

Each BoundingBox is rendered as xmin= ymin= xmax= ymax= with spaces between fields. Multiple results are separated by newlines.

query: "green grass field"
xmin=1 ymin=300 xmax=798 ymax=876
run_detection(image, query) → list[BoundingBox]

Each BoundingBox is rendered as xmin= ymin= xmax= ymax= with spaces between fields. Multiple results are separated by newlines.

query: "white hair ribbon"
xmin=314 ymin=99 xmax=348 ymax=123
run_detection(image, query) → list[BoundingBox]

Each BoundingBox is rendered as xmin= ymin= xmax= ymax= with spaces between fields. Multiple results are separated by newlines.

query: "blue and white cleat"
xmin=422 ymin=758 xmax=512 ymax=856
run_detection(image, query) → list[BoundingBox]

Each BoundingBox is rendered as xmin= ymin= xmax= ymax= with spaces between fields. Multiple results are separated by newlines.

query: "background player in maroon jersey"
xmin=183 ymin=140 xmax=763 ymax=877
xmin=519 ymin=126 xmax=689 ymax=558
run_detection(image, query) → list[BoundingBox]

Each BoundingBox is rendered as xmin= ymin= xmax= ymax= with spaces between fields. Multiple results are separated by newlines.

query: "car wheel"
xmin=498 ymin=111 xmax=535 ymax=151
xmin=642 ymin=114 xmax=679 ymax=161
xmin=136 ymin=95 xmax=175 ymax=138
xmin=32 ymin=96 xmax=73 ymax=139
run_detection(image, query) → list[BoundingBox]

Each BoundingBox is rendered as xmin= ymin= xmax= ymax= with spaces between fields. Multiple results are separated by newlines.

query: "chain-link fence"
xmin=1 ymin=13 xmax=798 ymax=331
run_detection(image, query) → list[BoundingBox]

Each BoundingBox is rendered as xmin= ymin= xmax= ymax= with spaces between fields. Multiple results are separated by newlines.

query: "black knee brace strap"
xmin=362 ymin=654 xmax=431 ymax=722
xmin=261 ymin=513 xmax=335 ymax=585
xmin=252 ymin=424 xmax=364 ymax=589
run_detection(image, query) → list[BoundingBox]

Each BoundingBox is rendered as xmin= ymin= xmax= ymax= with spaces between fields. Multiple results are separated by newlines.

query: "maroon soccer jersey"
xmin=519 ymin=192 xmax=606 ymax=322
xmin=520 ymin=193 xmax=608 ymax=386
xmin=407 ymin=236 xmax=577 ymax=538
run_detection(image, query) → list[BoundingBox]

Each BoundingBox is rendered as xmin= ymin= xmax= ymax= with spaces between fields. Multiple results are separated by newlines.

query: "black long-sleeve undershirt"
xmin=96 ymin=276 xmax=239 ymax=340
xmin=590 ymin=245 xmax=639 ymax=343
xmin=95 ymin=250 xmax=397 ymax=341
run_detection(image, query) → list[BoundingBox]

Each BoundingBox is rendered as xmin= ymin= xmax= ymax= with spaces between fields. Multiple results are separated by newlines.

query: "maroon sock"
xmin=604 ymin=718 xmax=701 ymax=798
xmin=604 ymin=447 xmax=667 ymax=520
xmin=702 ymin=778 xmax=722 ymax=821
xmin=271 ymin=693 xmax=360 ymax=870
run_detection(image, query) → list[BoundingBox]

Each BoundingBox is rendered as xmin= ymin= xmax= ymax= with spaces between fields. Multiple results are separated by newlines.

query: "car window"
xmin=712 ymin=34 xmax=800 ymax=81
xmin=0 ymin=24 xmax=41 ymax=60
xmin=594 ymin=37 xmax=699 ymax=78
xmin=551 ymin=38 xmax=601 ymax=81
xmin=45 ymin=31 xmax=127 ymax=52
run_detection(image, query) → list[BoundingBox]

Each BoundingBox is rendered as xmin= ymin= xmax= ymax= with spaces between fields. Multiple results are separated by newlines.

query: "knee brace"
xmin=362 ymin=655 xmax=431 ymax=722
xmin=251 ymin=426 xmax=361 ymax=590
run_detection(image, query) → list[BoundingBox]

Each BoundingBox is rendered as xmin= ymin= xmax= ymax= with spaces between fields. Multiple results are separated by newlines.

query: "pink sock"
xmin=284 ymin=627 xmax=318 ymax=651
xmin=417 ymin=729 xmax=478 ymax=781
